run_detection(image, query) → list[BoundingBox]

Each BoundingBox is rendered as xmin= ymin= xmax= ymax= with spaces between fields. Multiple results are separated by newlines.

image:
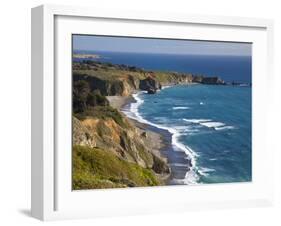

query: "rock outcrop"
xmin=192 ymin=75 xmax=204 ymax=83
xmin=192 ymin=75 xmax=225 ymax=85
xmin=139 ymin=76 xmax=161 ymax=94
xmin=201 ymin=76 xmax=225 ymax=85
xmin=73 ymin=74 xmax=135 ymax=96
xmin=73 ymin=115 xmax=170 ymax=174
xmin=73 ymin=62 xmax=226 ymax=98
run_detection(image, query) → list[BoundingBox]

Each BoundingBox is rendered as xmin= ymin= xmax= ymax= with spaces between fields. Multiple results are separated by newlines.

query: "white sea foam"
xmin=121 ymin=92 xmax=200 ymax=185
xmin=200 ymin=167 xmax=216 ymax=172
xmin=173 ymin=106 xmax=190 ymax=110
xmin=123 ymin=92 xmax=146 ymax=121
xmin=183 ymin=119 xmax=211 ymax=124
xmin=198 ymin=167 xmax=216 ymax=176
xmin=209 ymin=158 xmax=218 ymax=161
xmin=200 ymin=121 xmax=225 ymax=128
xmin=183 ymin=118 xmax=234 ymax=131
xmin=162 ymin=85 xmax=172 ymax=90
xmin=170 ymin=163 xmax=189 ymax=167
xmin=182 ymin=170 xmax=200 ymax=184
xmin=172 ymin=132 xmax=200 ymax=158
xmin=239 ymin=83 xmax=249 ymax=87
xmin=214 ymin=126 xmax=235 ymax=130
xmin=173 ymin=125 xmax=190 ymax=133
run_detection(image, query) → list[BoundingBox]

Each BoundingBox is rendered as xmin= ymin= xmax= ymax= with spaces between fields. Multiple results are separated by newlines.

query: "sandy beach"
xmin=107 ymin=93 xmax=195 ymax=185
xmin=106 ymin=95 xmax=134 ymax=110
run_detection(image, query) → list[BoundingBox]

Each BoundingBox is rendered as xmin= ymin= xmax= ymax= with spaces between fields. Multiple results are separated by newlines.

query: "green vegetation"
xmin=73 ymin=145 xmax=160 ymax=190
xmin=73 ymin=61 xmax=183 ymax=84
xmin=72 ymin=61 xmax=172 ymax=189
xmin=73 ymin=80 xmax=109 ymax=113
xmin=73 ymin=68 xmax=145 ymax=81
xmin=152 ymin=71 xmax=178 ymax=83
xmin=73 ymin=79 xmax=129 ymax=127
xmin=75 ymin=105 xmax=129 ymax=129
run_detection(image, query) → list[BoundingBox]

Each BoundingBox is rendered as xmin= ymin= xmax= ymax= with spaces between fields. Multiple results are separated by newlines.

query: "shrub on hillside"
xmin=73 ymin=80 xmax=109 ymax=113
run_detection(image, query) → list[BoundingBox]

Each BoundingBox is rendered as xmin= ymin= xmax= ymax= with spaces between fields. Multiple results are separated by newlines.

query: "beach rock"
xmin=152 ymin=155 xmax=171 ymax=174
xmin=192 ymin=75 xmax=225 ymax=85
xmin=186 ymin=158 xmax=193 ymax=167
xmin=147 ymin=88 xmax=157 ymax=94
xmin=141 ymin=131 xmax=147 ymax=138
xmin=139 ymin=76 xmax=161 ymax=93
xmin=192 ymin=75 xmax=204 ymax=83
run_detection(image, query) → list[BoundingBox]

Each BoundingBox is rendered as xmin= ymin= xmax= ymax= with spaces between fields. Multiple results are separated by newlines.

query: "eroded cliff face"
xmin=201 ymin=76 xmax=225 ymax=85
xmin=73 ymin=115 xmax=170 ymax=174
xmin=73 ymin=74 xmax=136 ymax=96
xmin=73 ymin=72 xmax=194 ymax=96
xmin=73 ymin=61 xmax=225 ymax=97
xmin=73 ymin=61 xmax=199 ymax=96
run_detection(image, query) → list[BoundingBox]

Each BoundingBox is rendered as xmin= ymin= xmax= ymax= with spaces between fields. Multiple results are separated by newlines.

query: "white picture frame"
xmin=31 ymin=4 xmax=274 ymax=221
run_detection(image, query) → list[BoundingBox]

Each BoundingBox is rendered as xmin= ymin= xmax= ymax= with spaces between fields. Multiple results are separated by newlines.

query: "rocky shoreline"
xmin=106 ymin=95 xmax=172 ymax=182
xmin=72 ymin=60 xmax=227 ymax=189
xmin=73 ymin=61 xmax=226 ymax=97
xmin=116 ymin=90 xmax=195 ymax=185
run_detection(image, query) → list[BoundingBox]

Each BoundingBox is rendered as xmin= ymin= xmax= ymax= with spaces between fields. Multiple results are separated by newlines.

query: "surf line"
xmin=122 ymin=90 xmax=200 ymax=185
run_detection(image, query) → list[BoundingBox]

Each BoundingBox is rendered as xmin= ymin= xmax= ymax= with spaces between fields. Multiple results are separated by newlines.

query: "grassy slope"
xmin=73 ymin=61 xmax=188 ymax=84
xmin=72 ymin=62 xmax=173 ymax=189
xmin=74 ymin=105 xmax=129 ymax=129
xmin=73 ymin=145 xmax=161 ymax=190
xmin=74 ymin=68 xmax=145 ymax=81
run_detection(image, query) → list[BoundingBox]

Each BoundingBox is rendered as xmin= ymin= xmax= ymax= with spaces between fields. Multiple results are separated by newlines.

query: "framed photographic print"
xmin=31 ymin=4 xmax=274 ymax=221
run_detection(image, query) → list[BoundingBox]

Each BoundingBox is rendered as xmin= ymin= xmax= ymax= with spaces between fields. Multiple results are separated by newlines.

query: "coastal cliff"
xmin=72 ymin=60 xmax=226 ymax=189
xmin=73 ymin=61 xmax=224 ymax=96
xmin=73 ymin=115 xmax=169 ymax=173
xmin=72 ymin=77 xmax=170 ymax=189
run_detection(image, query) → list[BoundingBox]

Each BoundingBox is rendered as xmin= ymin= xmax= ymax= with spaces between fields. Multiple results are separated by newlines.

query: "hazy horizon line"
xmin=73 ymin=49 xmax=251 ymax=57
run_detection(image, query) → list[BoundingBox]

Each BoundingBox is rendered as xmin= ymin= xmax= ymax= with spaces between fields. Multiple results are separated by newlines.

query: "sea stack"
xmin=139 ymin=76 xmax=161 ymax=94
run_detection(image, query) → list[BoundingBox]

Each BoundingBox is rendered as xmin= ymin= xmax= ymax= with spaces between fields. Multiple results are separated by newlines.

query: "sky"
xmin=73 ymin=35 xmax=251 ymax=56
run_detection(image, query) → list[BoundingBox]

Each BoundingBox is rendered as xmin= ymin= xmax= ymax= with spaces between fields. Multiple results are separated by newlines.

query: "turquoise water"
xmin=125 ymin=85 xmax=252 ymax=184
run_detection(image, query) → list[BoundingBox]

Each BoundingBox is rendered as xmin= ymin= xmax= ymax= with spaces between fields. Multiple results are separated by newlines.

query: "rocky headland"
xmin=73 ymin=61 xmax=225 ymax=96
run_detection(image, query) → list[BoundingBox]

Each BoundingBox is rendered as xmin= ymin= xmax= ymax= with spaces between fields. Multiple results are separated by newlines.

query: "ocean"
xmin=74 ymin=50 xmax=252 ymax=83
xmin=75 ymin=51 xmax=252 ymax=184
xmin=123 ymin=85 xmax=252 ymax=184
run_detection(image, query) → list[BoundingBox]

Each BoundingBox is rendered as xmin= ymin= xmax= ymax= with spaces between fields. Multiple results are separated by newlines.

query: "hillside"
xmin=72 ymin=60 xmax=225 ymax=189
xmin=72 ymin=76 xmax=170 ymax=189
xmin=73 ymin=61 xmax=225 ymax=96
xmin=73 ymin=61 xmax=197 ymax=96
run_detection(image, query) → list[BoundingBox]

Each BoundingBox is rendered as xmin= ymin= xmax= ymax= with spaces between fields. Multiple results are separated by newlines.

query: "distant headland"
xmin=73 ymin=53 xmax=101 ymax=59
